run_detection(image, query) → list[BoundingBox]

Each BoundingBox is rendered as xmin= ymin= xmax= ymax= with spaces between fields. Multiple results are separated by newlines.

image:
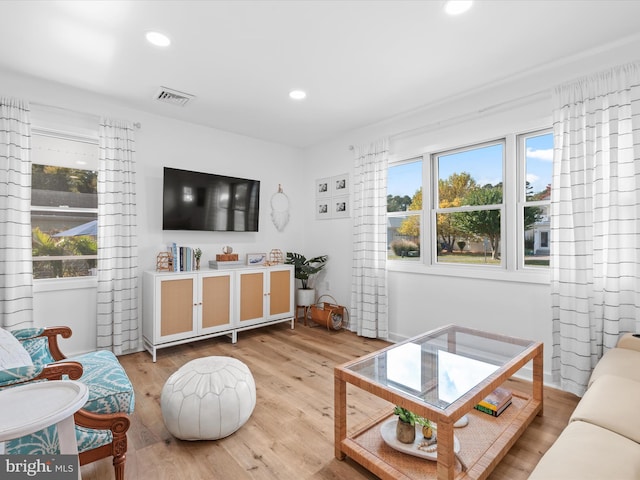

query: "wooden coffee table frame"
xmin=334 ymin=324 xmax=543 ymax=480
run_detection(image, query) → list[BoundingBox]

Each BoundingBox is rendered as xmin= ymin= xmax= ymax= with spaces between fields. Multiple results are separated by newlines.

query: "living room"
xmin=2 ymin=1 xmax=640 ymax=479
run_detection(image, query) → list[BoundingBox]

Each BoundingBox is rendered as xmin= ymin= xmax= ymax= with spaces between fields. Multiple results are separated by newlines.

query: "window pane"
xmin=524 ymin=205 xmax=550 ymax=267
xmin=523 ymin=131 xmax=552 ymax=269
xmin=388 ymin=214 xmax=420 ymax=260
xmin=33 ymin=258 xmax=97 ymax=279
xmin=32 ymin=165 xmax=97 ymax=208
xmin=31 ymin=161 xmax=98 ymax=279
xmin=438 ymin=143 xmax=503 ymax=206
xmin=436 ymin=211 xmax=501 ymax=265
xmin=388 ymin=160 xmax=422 ymax=212
xmin=524 ymin=133 xmax=553 ymax=200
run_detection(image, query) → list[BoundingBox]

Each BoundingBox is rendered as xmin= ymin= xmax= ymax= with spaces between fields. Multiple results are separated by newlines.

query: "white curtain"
xmin=97 ymin=118 xmax=139 ymax=354
xmin=551 ymin=62 xmax=640 ymax=396
xmin=0 ymin=97 xmax=33 ymax=330
xmin=350 ymin=138 xmax=389 ymax=339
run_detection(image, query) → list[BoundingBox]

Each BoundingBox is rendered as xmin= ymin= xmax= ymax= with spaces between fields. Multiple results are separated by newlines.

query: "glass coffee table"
xmin=334 ymin=324 xmax=543 ymax=480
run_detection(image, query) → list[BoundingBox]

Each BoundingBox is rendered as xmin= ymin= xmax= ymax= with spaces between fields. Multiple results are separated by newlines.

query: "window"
xmin=387 ymin=127 xmax=553 ymax=278
xmin=435 ymin=141 xmax=504 ymax=266
xmin=31 ymin=133 xmax=99 ymax=279
xmin=519 ymin=130 xmax=553 ymax=268
xmin=387 ymin=159 xmax=422 ymax=260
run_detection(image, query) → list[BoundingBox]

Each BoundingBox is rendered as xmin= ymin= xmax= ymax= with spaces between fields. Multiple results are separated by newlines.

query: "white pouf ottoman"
xmin=161 ymin=356 xmax=256 ymax=441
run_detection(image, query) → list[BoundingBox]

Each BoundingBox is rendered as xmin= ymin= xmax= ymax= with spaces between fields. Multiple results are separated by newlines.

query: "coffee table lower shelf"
xmin=339 ymin=393 xmax=542 ymax=480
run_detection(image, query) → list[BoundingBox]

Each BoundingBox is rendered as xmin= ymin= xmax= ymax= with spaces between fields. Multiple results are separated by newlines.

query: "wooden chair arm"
xmin=74 ymin=408 xmax=131 ymax=435
xmin=41 ymin=326 xmax=73 ymax=361
xmin=37 ymin=361 xmax=83 ymax=381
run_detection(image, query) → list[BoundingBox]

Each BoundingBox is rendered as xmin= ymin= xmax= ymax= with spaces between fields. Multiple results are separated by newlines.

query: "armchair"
xmin=0 ymin=326 xmax=134 ymax=480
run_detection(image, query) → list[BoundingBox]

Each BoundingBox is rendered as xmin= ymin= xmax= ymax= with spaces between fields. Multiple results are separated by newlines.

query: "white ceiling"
xmin=1 ymin=0 xmax=640 ymax=148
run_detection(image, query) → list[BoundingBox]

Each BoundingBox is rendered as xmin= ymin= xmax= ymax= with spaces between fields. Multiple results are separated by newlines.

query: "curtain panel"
xmin=350 ymin=138 xmax=389 ymax=339
xmin=97 ymin=118 xmax=139 ymax=354
xmin=551 ymin=62 xmax=640 ymax=396
xmin=0 ymin=97 xmax=33 ymax=329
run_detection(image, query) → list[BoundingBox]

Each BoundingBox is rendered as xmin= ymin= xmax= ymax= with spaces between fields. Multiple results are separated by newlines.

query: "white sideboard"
xmin=143 ymin=264 xmax=294 ymax=362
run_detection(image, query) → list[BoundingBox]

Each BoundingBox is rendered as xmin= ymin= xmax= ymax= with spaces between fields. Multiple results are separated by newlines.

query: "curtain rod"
xmin=32 ymin=101 xmax=141 ymax=129
xmin=347 ymin=88 xmax=549 ymax=151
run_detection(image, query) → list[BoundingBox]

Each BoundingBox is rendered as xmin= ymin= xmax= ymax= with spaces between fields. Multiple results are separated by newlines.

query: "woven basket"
xmin=307 ymin=295 xmax=345 ymax=330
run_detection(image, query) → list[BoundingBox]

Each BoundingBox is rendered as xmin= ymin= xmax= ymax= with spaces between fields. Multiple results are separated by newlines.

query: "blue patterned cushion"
xmin=5 ymin=423 xmax=112 ymax=455
xmin=10 ymin=327 xmax=45 ymax=341
xmin=20 ymin=337 xmax=56 ymax=366
xmin=0 ymin=365 xmax=44 ymax=387
xmin=64 ymin=350 xmax=135 ymax=415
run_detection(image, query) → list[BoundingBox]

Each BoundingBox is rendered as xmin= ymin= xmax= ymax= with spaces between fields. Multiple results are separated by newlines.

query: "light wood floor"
xmin=80 ymin=322 xmax=579 ymax=480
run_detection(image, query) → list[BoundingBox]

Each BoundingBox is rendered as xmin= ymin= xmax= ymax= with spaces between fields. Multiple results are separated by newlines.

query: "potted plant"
xmin=194 ymin=248 xmax=202 ymax=270
xmin=393 ymin=406 xmax=416 ymax=444
xmin=393 ymin=406 xmax=434 ymax=444
xmin=285 ymin=252 xmax=328 ymax=307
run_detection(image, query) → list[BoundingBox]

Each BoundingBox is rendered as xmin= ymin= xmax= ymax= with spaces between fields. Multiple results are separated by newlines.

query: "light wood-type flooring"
xmin=80 ymin=322 xmax=579 ymax=480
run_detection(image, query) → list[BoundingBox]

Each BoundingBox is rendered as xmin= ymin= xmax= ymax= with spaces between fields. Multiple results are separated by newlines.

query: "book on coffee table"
xmin=475 ymin=399 xmax=512 ymax=417
xmin=475 ymin=387 xmax=512 ymax=416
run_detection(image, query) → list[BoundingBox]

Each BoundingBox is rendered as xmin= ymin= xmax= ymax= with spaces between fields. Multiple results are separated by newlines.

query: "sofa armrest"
xmin=617 ymin=333 xmax=640 ymax=352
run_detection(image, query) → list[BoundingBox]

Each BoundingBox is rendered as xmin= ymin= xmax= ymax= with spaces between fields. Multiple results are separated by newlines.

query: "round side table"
xmin=0 ymin=380 xmax=89 ymax=479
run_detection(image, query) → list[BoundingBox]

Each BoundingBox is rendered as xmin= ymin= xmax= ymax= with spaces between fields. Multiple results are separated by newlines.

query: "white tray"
xmin=380 ymin=418 xmax=460 ymax=461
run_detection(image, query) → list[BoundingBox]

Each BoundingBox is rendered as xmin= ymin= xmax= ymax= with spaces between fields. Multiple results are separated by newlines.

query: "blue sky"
xmin=388 ymin=133 xmax=553 ymax=198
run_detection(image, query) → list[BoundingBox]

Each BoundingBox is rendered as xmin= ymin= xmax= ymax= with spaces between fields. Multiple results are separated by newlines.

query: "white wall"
xmin=301 ymin=37 xmax=640 ymax=385
xmin=2 ymin=69 xmax=305 ymax=356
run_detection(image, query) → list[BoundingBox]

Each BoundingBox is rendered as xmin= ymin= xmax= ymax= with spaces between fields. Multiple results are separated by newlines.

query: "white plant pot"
xmin=296 ymin=288 xmax=316 ymax=307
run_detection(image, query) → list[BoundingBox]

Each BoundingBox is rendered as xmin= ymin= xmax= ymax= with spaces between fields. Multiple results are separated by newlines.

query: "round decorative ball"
xmin=160 ymin=356 xmax=256 ymax=441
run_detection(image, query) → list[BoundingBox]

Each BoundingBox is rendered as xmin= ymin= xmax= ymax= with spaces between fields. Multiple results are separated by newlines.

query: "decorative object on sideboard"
xmin=194 ymin=248 xmax=202 ymax=270
xmin=268 ymin=249 xmax=284 ymax=265
xmin=270 ymin=184 xmax=290 ymax=232
xmin=246 ymin=253 xmax=267 ymax=266
xmin=209 ymin=246 xmax=242 ymax=269
xmin=156 ymin=251 xmax=173 ymax=271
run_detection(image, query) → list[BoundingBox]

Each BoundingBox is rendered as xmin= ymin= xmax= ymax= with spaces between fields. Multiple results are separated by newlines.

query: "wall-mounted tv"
xmin=162 ymin=167 xmax=260 ymax=232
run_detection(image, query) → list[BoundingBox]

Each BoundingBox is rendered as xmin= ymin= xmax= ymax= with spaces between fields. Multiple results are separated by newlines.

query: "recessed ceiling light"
xmin=146 ymin=31 xmax=171 ymax=47
xmin=289 ymin=90 xmax=307 ymax=100
xmin=443 ymin=0 xmax=473 ymax=15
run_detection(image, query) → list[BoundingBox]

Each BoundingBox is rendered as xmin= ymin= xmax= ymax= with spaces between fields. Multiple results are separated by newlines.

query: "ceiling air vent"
xmin=154 ymin=87 xmax=195 ymax=107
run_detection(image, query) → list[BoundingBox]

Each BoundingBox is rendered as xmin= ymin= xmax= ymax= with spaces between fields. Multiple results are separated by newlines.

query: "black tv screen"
xmin=162 ymin=167 xmax=260 ymax=232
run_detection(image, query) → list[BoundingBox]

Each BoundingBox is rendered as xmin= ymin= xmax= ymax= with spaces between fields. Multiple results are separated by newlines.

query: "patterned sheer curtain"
xmin=551 ymin=62 xmax=640 ymax=396
xmin=97 ymin=118 xmax=139 ymax=354
xmin=0 ymin=97 xmax=33 ymax=330
xmin=350 ymin=138 xmax=389 ymax=339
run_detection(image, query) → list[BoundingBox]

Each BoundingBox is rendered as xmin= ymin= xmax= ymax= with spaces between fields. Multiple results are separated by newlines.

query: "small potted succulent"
xmin=393 ymin=406 xmax=417 ymax=444
xmin=394 ymin=406 xmax=434 ymax=443
xmin=194 ymin=248 xmax=202 ymax=270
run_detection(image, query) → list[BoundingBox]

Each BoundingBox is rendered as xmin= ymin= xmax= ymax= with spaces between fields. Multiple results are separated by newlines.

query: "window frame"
xmin=432 ymin=139 xmax=506 ymax=268
xmin=387 ymin=129 xmax=551 ymax=285
xmin=517 ymin=128 xmax=553 ymax=271
xmin=31 ymin=130 xmax=99 ymax=281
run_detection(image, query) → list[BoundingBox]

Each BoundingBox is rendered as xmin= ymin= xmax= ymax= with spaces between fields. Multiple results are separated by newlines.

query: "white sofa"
xmin=528 ymin=333 xmax=640 ymax=480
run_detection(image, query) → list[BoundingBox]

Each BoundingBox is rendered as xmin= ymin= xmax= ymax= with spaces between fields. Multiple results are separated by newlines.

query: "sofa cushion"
xmin=571 ymin=374 xmax=640 ymax=443
xmin=63 ymin=350 xmax=135 ymax=415
xmin=588 ymin=347 xmax=640 ymax=387
xmin=528 ymin=420 xmax=640 ymax=480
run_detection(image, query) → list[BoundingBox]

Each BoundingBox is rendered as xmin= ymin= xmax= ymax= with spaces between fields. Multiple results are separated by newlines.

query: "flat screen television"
xmin=162 ymin=167 xmax=260 ymax=232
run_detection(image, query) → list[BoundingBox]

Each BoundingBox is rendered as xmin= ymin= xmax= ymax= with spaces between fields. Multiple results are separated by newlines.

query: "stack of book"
xmin=474 ymin=387 xmax=512 ymax=417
